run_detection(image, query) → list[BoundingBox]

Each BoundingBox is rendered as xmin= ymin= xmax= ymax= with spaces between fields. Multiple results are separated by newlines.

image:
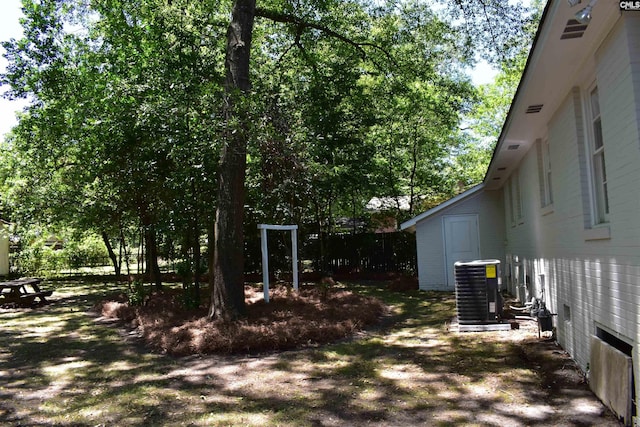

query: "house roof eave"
xmin=482 ymin=0 xmax=621 ymax=190
xmin=482 ymin=0 xmax=554 ymax=190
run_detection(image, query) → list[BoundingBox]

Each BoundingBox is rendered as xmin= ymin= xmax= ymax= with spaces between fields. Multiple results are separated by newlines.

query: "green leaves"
xmin=0 ymin=0 xmax=534 ymax=281
xmin=1 ymin=0 xmax=228 ymax=276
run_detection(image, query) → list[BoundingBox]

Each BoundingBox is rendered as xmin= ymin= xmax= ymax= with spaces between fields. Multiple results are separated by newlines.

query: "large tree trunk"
xmin=192 ymin=220 xmax=201 ymax=306
xmin=119 ymin=226 xmax=131 ymax=277
xmin=191 ymin=181 xmax=201 ymax=305
xmin=145 ymin=226 xmax=163 ymax=291
xmin=208 ymin=0 xmax=256 ymax=320
xmin=101 ymin=231 xmax=121 ymax=281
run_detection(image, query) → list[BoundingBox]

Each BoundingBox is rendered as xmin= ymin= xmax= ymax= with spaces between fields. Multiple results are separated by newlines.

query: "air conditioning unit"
xmin=454 ymin=259 xmax=507 ymax=332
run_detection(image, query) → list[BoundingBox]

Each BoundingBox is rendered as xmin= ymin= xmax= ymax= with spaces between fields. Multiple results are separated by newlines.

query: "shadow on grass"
xmin=0 ymin=279 xmax=618 ymax=426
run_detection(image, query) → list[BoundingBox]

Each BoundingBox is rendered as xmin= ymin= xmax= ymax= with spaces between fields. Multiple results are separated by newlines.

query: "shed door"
xmin=443 ymin=215 xmax=480 ymax=288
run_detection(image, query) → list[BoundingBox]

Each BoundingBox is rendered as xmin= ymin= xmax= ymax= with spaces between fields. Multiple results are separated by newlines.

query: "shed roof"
xmin=400 ymin=184 xmax=484 ymax=230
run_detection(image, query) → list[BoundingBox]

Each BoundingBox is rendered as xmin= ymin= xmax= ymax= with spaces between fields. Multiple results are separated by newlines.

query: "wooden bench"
xmin=21 ymin=291 xmax=52 ymax=303
xmin=0 ymin=278 xmax=53 ymax=307
xmin=1 ymin=291 xmax=51 ymax=307
xmin=19 ymin=293 xmax=38 ymax=305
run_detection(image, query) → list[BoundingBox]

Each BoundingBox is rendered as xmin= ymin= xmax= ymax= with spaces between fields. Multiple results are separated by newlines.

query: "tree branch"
xmin=255 ymin=7 xmax=397 ymax=67
xmin=479 ymin=0 xmax=504 ymax=63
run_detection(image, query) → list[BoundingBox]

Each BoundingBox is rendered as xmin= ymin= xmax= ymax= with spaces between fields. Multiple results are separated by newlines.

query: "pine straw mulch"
xmin=93 ymin=284 xmax=387 ymax=356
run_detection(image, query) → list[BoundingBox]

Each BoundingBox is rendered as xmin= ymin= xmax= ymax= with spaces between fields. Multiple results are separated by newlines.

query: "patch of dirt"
xmin=90 ymin=285 xmax=623 ymax=426
xmin=448 ymin=314 xmax=621 ymax=426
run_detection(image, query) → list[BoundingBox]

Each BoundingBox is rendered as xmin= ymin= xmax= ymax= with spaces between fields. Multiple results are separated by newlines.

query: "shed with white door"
xmin=400 ymin=185 xmax=505 ymax=291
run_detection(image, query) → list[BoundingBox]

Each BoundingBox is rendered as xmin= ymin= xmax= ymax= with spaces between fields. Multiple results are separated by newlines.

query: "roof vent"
xmin=507 ymin=144 xmax=520 ymax=150
xmin=497 ymin=167 xmax=507 ymax=171
xmin=526 ymin=104 xmax=543 ymax=114
xmin=561 ymin=19 xmax=588 ymax=39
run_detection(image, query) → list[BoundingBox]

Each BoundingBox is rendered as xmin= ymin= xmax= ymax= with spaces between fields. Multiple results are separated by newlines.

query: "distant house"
xmin=366 ymin=196 xmax=411 ymax=233
xmin=402 ymin=1 xmax=639 ymax=423
xmin=0 ymin=220 xmax=9 ymax=276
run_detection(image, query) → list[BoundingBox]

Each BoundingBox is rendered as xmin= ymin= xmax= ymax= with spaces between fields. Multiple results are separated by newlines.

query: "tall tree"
xmin=209 ymin=0 xmax=531 ymax=317
xmin=1 ymin=0 xmax=532 ymax=319
xmin=1 ymin=0 xmax=226 ymax=285
xmin=209 ymin=0 xmax=256 ymax=319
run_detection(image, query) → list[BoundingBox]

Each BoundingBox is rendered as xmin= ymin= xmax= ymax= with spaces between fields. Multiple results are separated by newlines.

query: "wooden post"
xmin=258 ymin=224 xmax=299 ymax=303
xmin=259 ymin=226 xmax=270 ymax=303
xmin=291 ymin=227 xmax=298 ymax=291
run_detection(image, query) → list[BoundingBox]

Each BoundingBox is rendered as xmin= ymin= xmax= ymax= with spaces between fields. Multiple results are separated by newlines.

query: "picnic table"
xmin=0 ymin=278 xmax=53 ymax=307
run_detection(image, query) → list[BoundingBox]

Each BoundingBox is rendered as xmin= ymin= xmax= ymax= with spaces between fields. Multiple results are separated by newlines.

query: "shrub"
xmin=127 ymin=280 xmax=147 ymax=306
xmin=65 ymin=234 xmax=109 ymax=268
xmin=13 ymin=232 xmax=110 ymax=276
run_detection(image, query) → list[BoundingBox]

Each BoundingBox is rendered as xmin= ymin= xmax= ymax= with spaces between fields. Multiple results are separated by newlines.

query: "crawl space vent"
xmin=590 ymin=335 xmax=633 ymax=425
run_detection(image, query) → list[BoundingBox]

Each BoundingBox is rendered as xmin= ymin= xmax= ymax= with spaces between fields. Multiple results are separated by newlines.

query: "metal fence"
xmin=245 ymin=230 xmax=416 ymax=275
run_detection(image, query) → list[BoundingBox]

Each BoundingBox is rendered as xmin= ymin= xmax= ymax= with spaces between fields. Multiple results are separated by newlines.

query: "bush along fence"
xmin=9 ymin=230 xmax=416 ymax=279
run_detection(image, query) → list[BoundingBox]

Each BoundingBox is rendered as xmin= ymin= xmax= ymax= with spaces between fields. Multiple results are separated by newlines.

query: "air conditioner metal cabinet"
xmin=454 ymin=260 xmax=503 ymax=327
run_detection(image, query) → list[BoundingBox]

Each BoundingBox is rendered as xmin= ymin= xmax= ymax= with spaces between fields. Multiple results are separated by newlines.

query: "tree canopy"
xmin=1 ymin=0 xmax=535 ymax=318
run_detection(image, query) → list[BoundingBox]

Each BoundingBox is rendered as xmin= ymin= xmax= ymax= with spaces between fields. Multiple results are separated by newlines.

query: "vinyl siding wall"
xmin=414 ymin=190 xmax=505 ymax=291
xmin=503 ymin=15 xmax=640 ymax=408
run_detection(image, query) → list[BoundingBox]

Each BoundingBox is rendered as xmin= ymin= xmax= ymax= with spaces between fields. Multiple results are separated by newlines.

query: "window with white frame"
xmin=588 ymin=86 xmax=609 ymax=224
xmin=507 ymin=170 xmax=523 ymax=226
xmin=514 ymin=169 xmax=523 ymax=223
xmin=542 ymin=139 xmax=553 ymax=207
xmin=506 ymin=179 xmax=515 ymax=226
xmin=537 ymin=139 xmax=553 ymax=208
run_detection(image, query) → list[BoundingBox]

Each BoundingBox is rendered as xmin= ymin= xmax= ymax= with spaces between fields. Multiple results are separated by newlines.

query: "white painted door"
xmin=443 ymin=215 xmax=480 ymax=288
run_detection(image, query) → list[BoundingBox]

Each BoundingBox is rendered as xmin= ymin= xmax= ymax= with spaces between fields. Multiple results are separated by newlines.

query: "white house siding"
xmin=502 ymin=15 xmax=640 ymax=409
xmin=414 ymin=190 xmax=505 ymax=291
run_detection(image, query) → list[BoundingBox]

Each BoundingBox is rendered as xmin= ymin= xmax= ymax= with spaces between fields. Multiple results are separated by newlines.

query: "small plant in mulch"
xmin=126 ymin=280 xmax=147 ymax=306
xmin=315 ymin=274 xmax=336 ymax=299
xmin=93 ymin=284 xmax=387 ymax=356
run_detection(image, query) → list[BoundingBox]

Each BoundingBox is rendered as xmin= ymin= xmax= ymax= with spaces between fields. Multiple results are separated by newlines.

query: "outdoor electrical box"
xmin=454 ymin=259 xmax=505 ymax=332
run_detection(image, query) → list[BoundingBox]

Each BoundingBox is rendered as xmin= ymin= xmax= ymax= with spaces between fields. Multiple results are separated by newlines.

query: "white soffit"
xmin=484 ymin=0 xmax=621 ymax=190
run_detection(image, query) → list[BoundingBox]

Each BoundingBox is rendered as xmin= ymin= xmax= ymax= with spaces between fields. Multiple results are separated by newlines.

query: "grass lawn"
xmin=0 ymin=279 xmax=621 ymax=426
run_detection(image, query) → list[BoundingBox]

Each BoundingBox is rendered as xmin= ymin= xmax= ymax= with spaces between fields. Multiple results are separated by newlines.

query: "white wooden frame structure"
xmin=258 ymin=224 xmax=299 ymax=303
